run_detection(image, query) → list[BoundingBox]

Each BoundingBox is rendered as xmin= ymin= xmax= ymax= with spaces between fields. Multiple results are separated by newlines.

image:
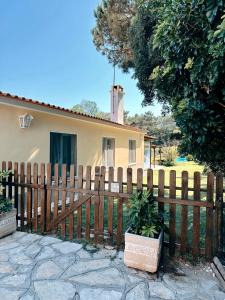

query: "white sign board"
xmin=111 ymin=182 xmax=120 ymax=193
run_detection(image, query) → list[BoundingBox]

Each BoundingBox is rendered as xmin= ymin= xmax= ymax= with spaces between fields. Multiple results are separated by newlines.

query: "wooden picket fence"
xmin=1 ymin=161 xmax=225 ymax=260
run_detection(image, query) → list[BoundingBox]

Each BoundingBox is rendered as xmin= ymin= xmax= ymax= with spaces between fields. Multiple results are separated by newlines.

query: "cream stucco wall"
xmin=0 ymin=101 xmax=145 ymax=174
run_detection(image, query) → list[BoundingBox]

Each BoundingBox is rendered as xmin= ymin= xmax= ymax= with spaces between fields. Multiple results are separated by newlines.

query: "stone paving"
xmin=0 ymin=232 xmax=224 ymax=300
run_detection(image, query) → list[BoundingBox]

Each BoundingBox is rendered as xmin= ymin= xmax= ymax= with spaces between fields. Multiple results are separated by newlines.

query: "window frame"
xmin=102 ymin=137 xmax=115 ymax=167
xmin=129 ymin=139 xmax=137 ymax=165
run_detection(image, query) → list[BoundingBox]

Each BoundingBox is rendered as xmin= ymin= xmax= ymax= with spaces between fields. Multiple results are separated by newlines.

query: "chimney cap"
xmin=113 ymin=85 xmax=123 ymax=92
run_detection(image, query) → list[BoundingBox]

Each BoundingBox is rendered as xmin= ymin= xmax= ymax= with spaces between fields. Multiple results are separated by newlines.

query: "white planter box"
xmin=0 ymin=209 xmax=17 ymax=238
xmin=124 ymin=230 xmax=163 ymax=273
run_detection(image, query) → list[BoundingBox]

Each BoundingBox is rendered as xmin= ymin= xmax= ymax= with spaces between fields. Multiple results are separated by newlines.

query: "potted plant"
xmin=124 ymin=191 xmax=164 ymax=273
xmin=0 ymin=170 xmax=16 ymax=238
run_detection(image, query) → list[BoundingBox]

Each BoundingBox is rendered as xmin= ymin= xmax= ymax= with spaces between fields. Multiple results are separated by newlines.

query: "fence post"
xmin=205 ymin=172 xmax=214 ymax=260
xmin=94 ymin=166 xmax=100 ymax=244
xmin=215 ymin=172 xmax=223 ymax=256
xmin=40 ymin=163 xmax=46 ymax=234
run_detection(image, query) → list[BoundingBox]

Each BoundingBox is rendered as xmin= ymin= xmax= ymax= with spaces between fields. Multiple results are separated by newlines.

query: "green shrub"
xmin=127 ymin=191 xmax=164 ymax=238
xmin=0 ymin=170 xmax=12 ymax=215
xmin=162 ymin=160 xmax=175 ymax=167
xmin=186 ymin=154 xmax=194 ymax=161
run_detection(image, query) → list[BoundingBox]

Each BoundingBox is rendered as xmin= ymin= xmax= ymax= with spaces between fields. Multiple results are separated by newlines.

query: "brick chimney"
xmin=110 ymin=85 xmax=124 ymax=124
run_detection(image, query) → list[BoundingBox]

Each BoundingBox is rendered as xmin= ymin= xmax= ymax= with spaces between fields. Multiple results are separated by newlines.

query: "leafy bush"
xmin=127 ymin=191 xmax=164 ymax=238
xmin=186 ymin=154 xmax=194 ymax=161
xmin=0 ymin=170 xmax=12 ymax=215
xmin=162 ymin=160 xmax=175 ymax=167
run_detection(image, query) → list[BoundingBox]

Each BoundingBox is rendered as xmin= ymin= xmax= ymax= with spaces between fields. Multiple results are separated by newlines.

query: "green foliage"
xmin=0 ymin=171 xmax=12 ymax=215
xmin=93 ymin=0 xmax=225 ymax=172
xmin=92 ymin=0 xmax=135 ymax=71
xmin=72 ymin=100 xmax=110 ymax=120
xmin=186 ymin=154 xmax=194 ymax=162
xmin=128 ymin=191 xmax=164 ymax=238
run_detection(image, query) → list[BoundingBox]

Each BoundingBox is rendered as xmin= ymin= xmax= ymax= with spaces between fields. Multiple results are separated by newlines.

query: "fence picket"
xmin=117 ymin=167 xmax=123 ymax=247
xmin=26 ymin=163 xmax=32 ymax=230
xmin=14 ymin=162 xmax=18 ymax=225
xmin=99 ymin=166 xmax=106 ymax=243
xmin=180 ymin=171 xmax=188 ymax=255
xmin=33 ymin=163 xmax=38 ymax=232
xmin=169 ymin=170 xmax=176 ymax=256
xmin=2 ymin=161 xmax=6 ymax=199
xmin=158 ymin=170 xmax=165 ymax=217
xmin=61 ymin=164 xmax=67 ymax=239
xmin=69 ymin=165 xmax=75 ymax=240
xmin=53 ymin=164 xmax=59 ymax=233
xmin=147 ymin=169 xmax=153 ymax=194
xmin=205 ymin=172 xmax=214 ymax=260
xmin=94 ymin=166 xmax=100 ymax=244
xmin=20 ymin=162 xmax=25 ymax=228
xmin=46 ymin=163 xmax=52 ymax=232
xmin=108 ymin=167 xmax=114 ymax=244
xmin=215 ymin=172 xmax=223 ymax=255
xmin=40 ymin=163 xmax=45 ymax=234
xmin=77 ymin=165 xmax=83 ymax=239
xmin=85 ymin=166 xmax=91 ymax=241
xmin=192 ymin=172 xmax=200 ymax=258
xmin=7 ymin=161 xmax=12 ymax=201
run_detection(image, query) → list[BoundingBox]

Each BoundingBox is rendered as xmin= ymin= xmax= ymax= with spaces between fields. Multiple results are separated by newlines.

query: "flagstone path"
xmin=0 ymin=232 xmax=224 ymax=300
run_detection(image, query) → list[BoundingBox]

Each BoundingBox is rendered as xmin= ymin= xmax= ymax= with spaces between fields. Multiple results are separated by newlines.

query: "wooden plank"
xmin=69 ymin=165 xmax=75 ymax=240
xmin=180 ymin=171 xmax=188 ymax=255
xmin=61 ymin=164 xmax=67 ymax=239
xmin=192 ymin=172 xmax=201 ymax=258
xmin=94 ymin=166 xmax=100 ymax=244
xmin=46 ymin=163 xmax=52 ymax=232
xmin=20 ymin=162 xmax=25 ymax=228
xmin=7 ymin=161 xmax=12 ymax=201
xmin=108 ymin=167 xmax=114 ymax=243
xmin=137 ymin=168 xmax=143 ymax=192
xmin=147 ymin=169 xmax=153 ymax=194
xmin=50 ymin=194 xmax=93 ymax=229
xmin=14 ymin=162 xmax=19 ymax=225
xmin=127 ymin=168 xmax=133 ymax=194
xmin=158 ymin=170 xmax=165 ymax=216
xmin=77 ymin=165 xmax=83 ymax=239
xmin=157 ymin=197 xmax=213 ymax=207
xmin=33 ymin=163 xmax=38 ymax=232
xmin=1 ymin=162 xmax=6 ymax=200
xmin=169 ymin=170 xmax=176 ymax=257
xmin=215 ymin=173 xmax=223 ymax=255
xmin=40 ymin=163 xmax=46 ymax=234
xmin=85 ymin=166 xmax=91 ymax=241
xmin=99 ymin=166 xmax=106 ymax=243
xmin=26 ymin=163 xmax=32 ymax=230
xmin=117 ymin=167 xmax=123 ymax=247
xmin=205 ymin=172 xmax=214 ymax=260
xmin=53 ymin=164 xmax=59 ymax=233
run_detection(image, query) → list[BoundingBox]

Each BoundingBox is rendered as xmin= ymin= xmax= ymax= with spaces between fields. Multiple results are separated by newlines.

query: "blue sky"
xmin=0 ymin=0 xmax=161 ymax=116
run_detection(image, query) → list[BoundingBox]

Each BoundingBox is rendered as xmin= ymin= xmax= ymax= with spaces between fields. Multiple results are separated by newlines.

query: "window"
xmin=102 ymin=138 xmax=115 ymax=167
xmin=50 ymin=132 xmax=77 ymax=175
xmin=129 ymin=140 xmax=136 ymax=164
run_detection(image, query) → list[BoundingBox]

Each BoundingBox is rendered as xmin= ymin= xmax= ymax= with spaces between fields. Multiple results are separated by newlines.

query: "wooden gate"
xmin=2 ymin=161 xmax=225 ymax=260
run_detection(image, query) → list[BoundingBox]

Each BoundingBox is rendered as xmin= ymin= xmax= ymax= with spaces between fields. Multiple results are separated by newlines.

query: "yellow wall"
xmin=0 ymin=102 xmax=144 ymax=174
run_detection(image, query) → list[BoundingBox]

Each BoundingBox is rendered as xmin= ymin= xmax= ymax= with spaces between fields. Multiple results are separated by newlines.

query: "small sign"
xmin=111 ymin=182 xmax=120 ymax=193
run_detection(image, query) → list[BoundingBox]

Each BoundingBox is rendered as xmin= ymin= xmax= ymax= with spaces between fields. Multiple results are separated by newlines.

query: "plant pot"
xmin=124 ymin=230 xmax=163 ymax=273
xmin=0 ymin=209 xmax=17 ymax=238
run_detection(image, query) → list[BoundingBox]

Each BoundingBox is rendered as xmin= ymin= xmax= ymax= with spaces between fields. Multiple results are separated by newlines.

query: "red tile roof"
xmin=0 ymin=91 xmax=145 ymax=133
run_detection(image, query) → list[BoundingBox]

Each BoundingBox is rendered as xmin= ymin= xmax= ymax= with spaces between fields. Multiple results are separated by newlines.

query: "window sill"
xmin=128 ymin=163 xmax=136 ymax=166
